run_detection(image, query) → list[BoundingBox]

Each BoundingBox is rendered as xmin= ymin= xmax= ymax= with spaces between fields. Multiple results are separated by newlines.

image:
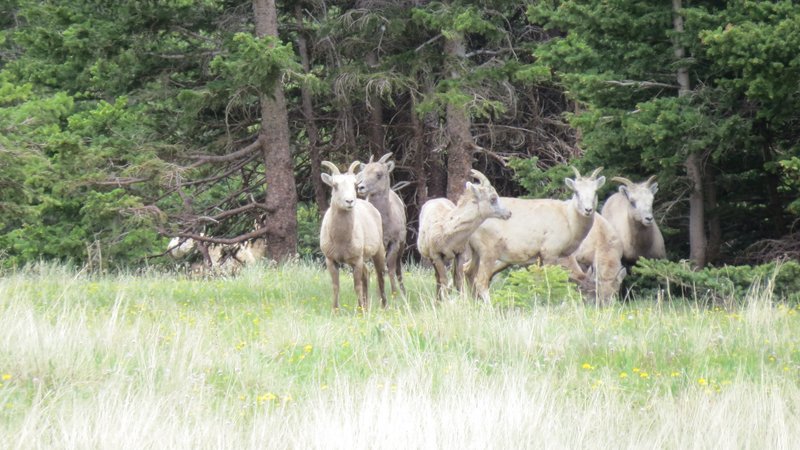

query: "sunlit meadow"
xmin=2 ymin=261 xmax=799 ymax=449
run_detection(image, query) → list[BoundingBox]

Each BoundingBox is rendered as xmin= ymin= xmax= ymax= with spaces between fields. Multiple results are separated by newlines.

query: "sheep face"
xmin=357 ymin=154 xmax=394 ymax=197
xmin=565 ymin=174 xmax=605 ymax=218
xmin=322 ymin=172 xmax=362 ymax=211
xmin=467 ymin=182 xmax=511 ymax=220
xmin=620 ymin=182 xmax=658 ymax=226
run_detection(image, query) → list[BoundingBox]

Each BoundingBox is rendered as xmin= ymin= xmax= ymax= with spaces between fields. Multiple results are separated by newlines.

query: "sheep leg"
xmin=326 ymin=257 xmax=340 ymax=310
xmin=395 ymin=241 xmax=406 ymax=295
xmin=353 ymin=261 xmax=367 ymax=311
xmin=452 ymin=252 xmax=465 ymax=295
xmin=373 ymin=251 xmax=388 ymax=308
xmin=465 ymin=247 xmax=480 ymax=297
xmin=432 ymin=256 xmax=449 ymax=301
xmin=473 ymin=255 xmax=497 ymax=304
xmin=385 ymin=241 xmax=400 ymax=296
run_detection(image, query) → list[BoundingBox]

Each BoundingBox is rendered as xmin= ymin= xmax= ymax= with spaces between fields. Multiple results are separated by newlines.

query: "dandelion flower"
xmin=1 ymin=374 xmax=10 ymax=381
xmin=582 ymin=363 xmax=594 ymax=370
xmin=698 ymin=378 xmax=707 ymax=386
xmin=619 ymin=372 xmax=628 ymax=379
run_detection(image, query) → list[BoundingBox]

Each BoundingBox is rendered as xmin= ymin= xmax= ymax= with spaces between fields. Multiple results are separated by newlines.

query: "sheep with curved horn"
xmin=356 ymin=152 xmax=408 ymax=296
xmin=600 ymin=175 xmax=666 ymax=265
xmin=320 ymin=160 xmax=387 ymax=311
xmin=418 ymin=169 xmax=511 ymax=300
xmin=466 ymin=166 xmax=605 ymax=303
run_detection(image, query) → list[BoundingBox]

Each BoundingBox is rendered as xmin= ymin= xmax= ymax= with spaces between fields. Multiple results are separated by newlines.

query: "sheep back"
xmin=472 ymin=197 xmax=593 ymax=265
xmin=417 ymin=198 xmax=457 ymax=260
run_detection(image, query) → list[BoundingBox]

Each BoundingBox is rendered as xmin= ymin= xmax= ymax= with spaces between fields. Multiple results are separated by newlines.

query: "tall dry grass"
xmin=1 ymin=262 xmax=799 ymax=449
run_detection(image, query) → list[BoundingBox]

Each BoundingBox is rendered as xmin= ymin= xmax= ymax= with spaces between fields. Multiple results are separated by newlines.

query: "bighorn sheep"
xmin=418 ymin=170 xmax=511 ymax=300
xmin=320 ymin=160 xmax=387 ymax=310
xmin=600 ymin=176 xmax=666 ymax=265
xmin=567 ymin=214 xmax=627 ymax=305
xmin=466 ymin=167 xmax=605 ymax=302
xmin=357 ymin=152 xmax=407 ymax=296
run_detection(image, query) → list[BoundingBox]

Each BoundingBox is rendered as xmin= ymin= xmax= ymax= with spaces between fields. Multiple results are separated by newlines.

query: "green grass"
xmin=1 ymin=261 xmax=799 ymax=448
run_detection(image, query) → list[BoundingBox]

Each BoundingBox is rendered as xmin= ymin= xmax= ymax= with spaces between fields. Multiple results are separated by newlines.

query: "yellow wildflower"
xmin=698 ymin=378 xmax=708 ymax=386
xmin=1 ymin=374 xmax=10 ymax=381
xmin=582 ymin=363 xmax=594 ymax=370
xmin=619 ymin=372 xmax=628 ymax=379
xmin=303 ymin=344 xmax=313 ymax=353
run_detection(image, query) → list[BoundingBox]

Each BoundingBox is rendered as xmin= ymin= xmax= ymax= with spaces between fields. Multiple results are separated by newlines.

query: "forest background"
xmin=1 ymin=0 xmax=799 ymax=270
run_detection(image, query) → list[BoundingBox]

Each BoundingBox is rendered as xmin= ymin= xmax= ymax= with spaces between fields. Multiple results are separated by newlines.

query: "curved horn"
xmin=470 ymin=169 xmax=491 ymax=187
xmin=611 ymin=176 xmax=635 ymax=187
xmin=570 ymin=166 xmax=582 ymax=179
xmin=378 ymin=152 xmax=393 ymax=164
xmin=368 ymin=154 xmax=375 ymax=163
xmin=321 ymin=161 xmax=340 ymax=175
xmin=644 ymin=175 xmax=657 ymax=186
xmin=347 ymin=160 xmax=362 ymax=174
xmin=590 ymin=167 xmax=603 ymax=179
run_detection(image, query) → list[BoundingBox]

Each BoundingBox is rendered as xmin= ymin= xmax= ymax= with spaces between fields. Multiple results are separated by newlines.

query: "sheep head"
xmin=357 ymin=152 xmax=395 ymax=197
xmin=611 ymin=176 xmax=658 ymax=226
xmin=565 ymin=166 xmax=605 ymax=217
xmin=463 ymin=169 xmax=511 ymax=220
xmin=321 ymin=160 xmax=362 ymax=211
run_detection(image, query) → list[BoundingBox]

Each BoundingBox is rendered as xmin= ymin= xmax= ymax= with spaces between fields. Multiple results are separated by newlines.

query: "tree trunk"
xmin=366 ymin=51 xmax=385 ymax=158
xmin=295 ymin=5 xmax=327 ymax=215
xmin=704 ymin=166 xmax=721 ymax=263
xmin=444 ymin=32 xmax=474 ymax=202
xmin=673 ymin=0 xmax=706 ymax=268
xmin=253 ymin=0 xmax=298 ymax=261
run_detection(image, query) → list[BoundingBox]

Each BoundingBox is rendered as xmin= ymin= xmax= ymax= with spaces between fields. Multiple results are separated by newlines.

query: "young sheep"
xmin=567 ymin=213 xmax=627 ymax=305
xmin=320 ymin=160 xmax=387 ymax=311
xmin=466 ymin=167 xmax=605 ymax=302
xmin=600 ymin=176 xmax=666 ymax=265
xmin=357 ymin=152 xmax=407 ymax=296
xmin=417 ymin=170 xmax=511 ymax=300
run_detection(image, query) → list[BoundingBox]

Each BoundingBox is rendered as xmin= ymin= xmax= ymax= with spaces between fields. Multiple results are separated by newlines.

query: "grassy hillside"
xmin=1 ymin=262 xmax=799 ymax=448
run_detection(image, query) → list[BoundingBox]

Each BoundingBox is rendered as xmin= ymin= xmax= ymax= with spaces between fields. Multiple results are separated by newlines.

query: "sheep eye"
xmin=491 ymin=196 xmax=497 ymax=204
xmin=377 ymin=173 xmax=383 ymax=179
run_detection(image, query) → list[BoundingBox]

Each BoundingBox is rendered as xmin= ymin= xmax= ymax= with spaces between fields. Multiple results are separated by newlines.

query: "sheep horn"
xmin=470 ymin=169 xmax=491 ymax=187
xmin=590 ymin=167 xmax=603 ymax=179
xmin=368 ymin=154 xmax=375 ymax=163
xmin=378 ymin=152 xmax=393 ymax=164
xmin=611 ymin=176 xmax=635 ymax=187
xmin=347 ymin=160 xmax=362 ymax=174
xmin=645 ymin=175 xmax=657 ymax=186
xmin=570 ymin=166 xmax=582 ymax=179
xmin=321 ymin=161 xmax=340 ymax=175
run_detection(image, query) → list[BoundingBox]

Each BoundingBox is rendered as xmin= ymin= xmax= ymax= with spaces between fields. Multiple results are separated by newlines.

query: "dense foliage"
xmin=1 ymin=0 xmax=798 ymax=268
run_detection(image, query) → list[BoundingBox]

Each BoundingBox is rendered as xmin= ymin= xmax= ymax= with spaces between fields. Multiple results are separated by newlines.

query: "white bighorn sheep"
xmin=600 ymin=175 xmax=666 ymax=265
xmin=466 ymin=166 xmax=605 ymax=302
xmin=167 ymin=236 xmax=198 ymax=259
xmin=320 ymin=160 xmax=387 ymax=310
xmin=418 ymin=170 xmax=512 ymax=300
xmin=357 ymin=152 xmax=407 ymax=296
xmin=567 ymin=213 xmax=627 ymax=305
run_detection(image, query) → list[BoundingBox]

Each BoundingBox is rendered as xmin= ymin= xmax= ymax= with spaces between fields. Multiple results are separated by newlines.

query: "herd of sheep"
xmin=168 ymin=153 xmax=665 ymax=309
xmin=320 ymin=154 xmax=665 ymax=309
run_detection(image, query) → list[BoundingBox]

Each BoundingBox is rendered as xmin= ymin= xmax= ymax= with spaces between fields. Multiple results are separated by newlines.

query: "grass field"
xmin=2 ymin=261 xmax=799 ymax=449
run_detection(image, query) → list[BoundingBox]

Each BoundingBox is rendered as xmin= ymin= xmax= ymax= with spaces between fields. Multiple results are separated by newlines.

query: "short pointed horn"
xmin=611 ymin=176 xmax=635 ymax=187
xmin=347 ymin=160 xmax=361 ymax=174
xmin=368 ymin=154 xmax=375 ymax=163
xmin=378 ymin=152 xmax=393 ymax=164
xmin=645 ymin=175 xmax=657 ymax=186
xmin=570 ymin=166 xmax=582 ymax=179
xmin=590 ymin=167 xmax=603 ymax=179
xmin=470 ymin=169 xmax=491 ymax=187
xmin=321 ymin=161 xmax=340 ymax=175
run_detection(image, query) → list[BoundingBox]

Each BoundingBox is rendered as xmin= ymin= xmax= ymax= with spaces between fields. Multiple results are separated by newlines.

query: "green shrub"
xmin=493 ymin=264 xmax=582 ymax=309
xmin=630 ymin=258 xmax=800 ymax=303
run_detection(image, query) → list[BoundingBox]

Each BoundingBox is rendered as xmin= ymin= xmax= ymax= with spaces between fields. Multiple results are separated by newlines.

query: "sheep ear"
xmin=619 ymin=185 xmax=629 ymax=198
xmin=386 ymin=161 xmax=395 ymax=173
xmin=321 ymin=173 xmax=333 ymax=187
xmin=565 ymin=178 xmax=576 ymax=191
xmin=649 ymin=182 xmax=659 ymax=195
xmin=595 ymin=176 xmax=606 ymax=189
xmin=465 ymin=181 xmax=479 ymax=196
